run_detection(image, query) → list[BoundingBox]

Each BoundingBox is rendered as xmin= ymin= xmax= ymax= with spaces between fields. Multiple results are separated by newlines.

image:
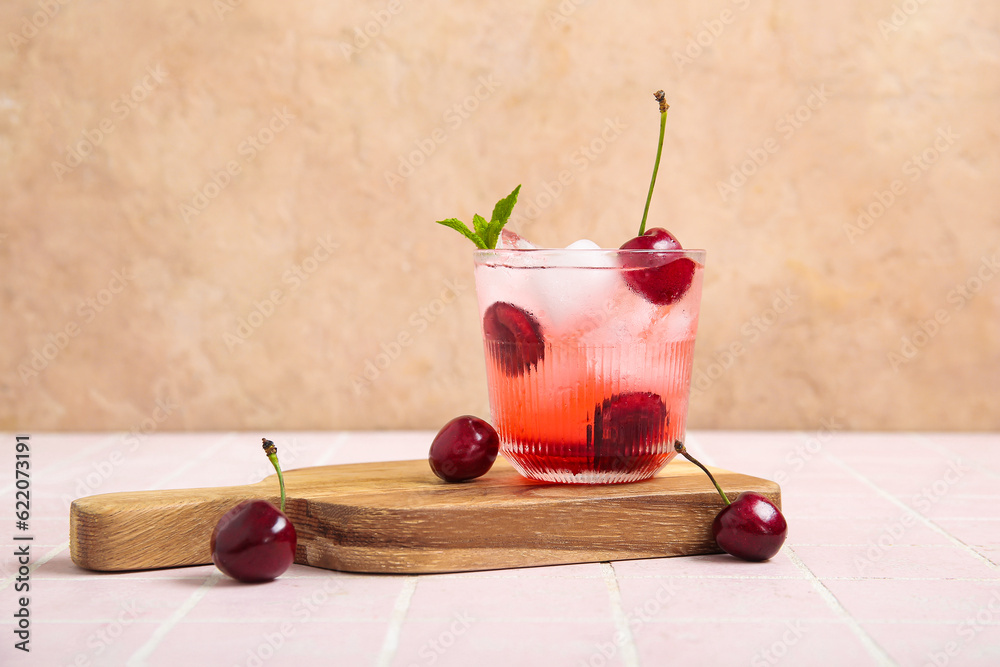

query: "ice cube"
xmin=477 ymin=229 xmax=541 ymax=323
xmin=497 ymin=228 xmax=538 ymax=250
xmin=578 ymin=278 xmax=657 ymax=346
xmin=642 ymin=269 xmax=702 ymax=342
xmin=525 ymin=239 xmax=619 ymax=331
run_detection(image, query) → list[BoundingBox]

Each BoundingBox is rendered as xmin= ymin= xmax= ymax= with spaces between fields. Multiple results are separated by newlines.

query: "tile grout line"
xmin=826 ymin=453 xmax=998 ymax=570
xmin=1 ymin=541 xmax=70 ymax=592
xmin=375 ymin=576 xmax=418 ymax=667
xmin=0 ymin=435 xmax=120 ymax=496
xmin=26 ymin=616 xmax=1000 ymax=626
xmin=602 ymin=562 xmax=640 ymax=667
xmin=911 ymin=432 xmax=1000 ymax=480
xmin=126 ymin=570 xmax=222 ymax=666
xmin=30 ymin=573 xmax=1000 ymax=583
xmin=785 ymin=547 xmax=897 ymax=666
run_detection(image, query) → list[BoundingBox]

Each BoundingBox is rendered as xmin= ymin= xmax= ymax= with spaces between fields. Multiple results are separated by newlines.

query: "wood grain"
xmin=70 ymin=458 xmax=781 ymax=574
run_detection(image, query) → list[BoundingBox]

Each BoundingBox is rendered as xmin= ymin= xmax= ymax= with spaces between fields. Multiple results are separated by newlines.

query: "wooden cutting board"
xmin=70 ymin=458 xmax=780 ymax=574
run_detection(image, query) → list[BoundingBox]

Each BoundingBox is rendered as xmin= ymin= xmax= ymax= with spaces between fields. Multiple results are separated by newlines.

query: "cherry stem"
xmin=674 ymin=440 xmax=731 ymax=506
xmin=262 ymin=438 xmax=286 ymax=513
xmin=638 ymin=90 xmax=669 ymax=237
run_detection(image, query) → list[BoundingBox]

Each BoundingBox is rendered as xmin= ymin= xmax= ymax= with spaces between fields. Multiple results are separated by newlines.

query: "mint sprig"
xmin=436 ymin=185 xmax=521 ymax=249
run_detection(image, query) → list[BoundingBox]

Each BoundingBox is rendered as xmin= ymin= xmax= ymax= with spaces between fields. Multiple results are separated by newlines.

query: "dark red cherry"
xmin=211 ymin=499 xmax=297 ymax=582
xmin=624 ymin=227 xmax=682 ymax=251
xmin=620 ymin=227 xmax=695 ymax=305
xmin=429 ymin=415 xmax=500 ymax=482
xmin=674 ymin=441 xmax=789 ymax=562
xmin=712 ymin=492 xmax=788 ymax=561
xmin=591 ymin=392 xmax=668 ymax=471
xmin=482 ymin=302 xmax=545 ymax=376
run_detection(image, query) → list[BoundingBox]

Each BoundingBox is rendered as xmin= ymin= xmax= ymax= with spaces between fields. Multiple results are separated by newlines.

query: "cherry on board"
xmin=429 ymin=415 xmax=500 ymax=482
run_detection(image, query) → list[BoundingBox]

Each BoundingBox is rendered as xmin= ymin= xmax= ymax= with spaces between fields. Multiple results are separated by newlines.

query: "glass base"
xmin=502 ymin=450 xmax=674 ymax=484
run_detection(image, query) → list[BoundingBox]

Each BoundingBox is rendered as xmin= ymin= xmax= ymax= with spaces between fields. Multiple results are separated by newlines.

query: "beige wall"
xmin=2 ymin=1 xmax=998 ymax=433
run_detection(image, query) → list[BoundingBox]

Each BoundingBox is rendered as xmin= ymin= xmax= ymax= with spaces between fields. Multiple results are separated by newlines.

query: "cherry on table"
xmin=211 ymin=438 xmax=297 ymax=583
xmin=211 ymin=499 xmax=297 ymax=583
xmin=620 ymin=228 xmax=696 ymax=306
xmin=674 ymin=441 xmax=788 ymax=561
xmin=712 ymin=492 xmax=787 ymax=562
xmin=429 ymin=415 xmax=500 ymax=482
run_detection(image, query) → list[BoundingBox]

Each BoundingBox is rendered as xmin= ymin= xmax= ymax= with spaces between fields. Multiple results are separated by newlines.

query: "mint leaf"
xmin=482 ymin=184 xmax=522 ymax=249
xmin=481 ymin=224 xmax=502 ymax=251
xmin=435 ymin=185 xmax=522 ymax=249
xmin=491 ymin=184 xmax=521 ymax=228
xmin=436 ymin=218 xmax=487 ymax=249
xmin=472 ymin=214 xmax=489 ymax=240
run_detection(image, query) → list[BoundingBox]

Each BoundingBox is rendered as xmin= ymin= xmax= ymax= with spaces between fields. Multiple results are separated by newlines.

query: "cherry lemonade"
xmin=474 ymin=245 xmax=704 ymax=483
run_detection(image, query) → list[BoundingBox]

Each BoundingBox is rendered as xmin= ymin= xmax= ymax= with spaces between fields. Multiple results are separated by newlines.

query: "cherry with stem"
xmin=211 ymin=438 xmax=298 ymax=583
xmin=620 ymin=91 xmax=695 ymax=306
xmin=674 ymin=441 xmax=788 ymax=562
xmin=263 ymin=438 xmax=286 ymax=513
xmin=674 ymin=440 xmax=731 ymax=504
xmin=638 ymin=91 xmax=669 ymax=237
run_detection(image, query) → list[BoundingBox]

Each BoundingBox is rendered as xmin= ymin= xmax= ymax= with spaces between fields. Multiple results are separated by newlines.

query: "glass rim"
xmin=474 ymin=247 xmax=706 ymax=268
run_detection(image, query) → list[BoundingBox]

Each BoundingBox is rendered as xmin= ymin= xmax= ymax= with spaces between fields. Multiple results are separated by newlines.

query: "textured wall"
xmin=1 ymin=0 xmax=998 ymax=432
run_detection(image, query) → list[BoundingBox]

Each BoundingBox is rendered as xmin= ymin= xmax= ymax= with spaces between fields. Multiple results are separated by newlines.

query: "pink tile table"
xmin=1 ymin=431 xmax=997 ymax=666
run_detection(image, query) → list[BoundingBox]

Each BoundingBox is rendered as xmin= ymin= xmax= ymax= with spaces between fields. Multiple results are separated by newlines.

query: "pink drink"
xmin=474 ymin=247 xmax=705 ymax=484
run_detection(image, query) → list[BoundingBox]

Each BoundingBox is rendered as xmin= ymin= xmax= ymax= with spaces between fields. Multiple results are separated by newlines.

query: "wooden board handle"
xmin=70 ymin=479 xmax=280 ymax=571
